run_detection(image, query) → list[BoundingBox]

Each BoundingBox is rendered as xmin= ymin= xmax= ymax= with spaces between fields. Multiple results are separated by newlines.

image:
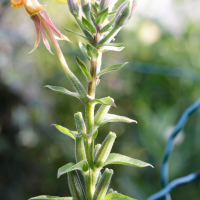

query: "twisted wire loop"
xmin=147 ymin=98 xmax=200 ymax=200
xmin=147 ymin=171 xmax=200 ymax=200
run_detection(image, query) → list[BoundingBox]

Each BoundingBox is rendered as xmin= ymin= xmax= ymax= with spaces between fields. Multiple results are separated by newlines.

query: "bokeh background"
xmin=0 ymin=0 xmax=200 ymax=199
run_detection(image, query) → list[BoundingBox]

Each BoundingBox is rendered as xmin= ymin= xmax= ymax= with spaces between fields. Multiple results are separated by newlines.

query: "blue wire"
xmin=147 ymin=171 xmax=200 ymax=200
xmin=160 ymin=98 xmax=200 ymax=199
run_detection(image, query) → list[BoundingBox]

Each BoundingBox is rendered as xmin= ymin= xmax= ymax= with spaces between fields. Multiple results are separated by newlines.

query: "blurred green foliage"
xmin=0 ymin=0 xmax=200 ymax=200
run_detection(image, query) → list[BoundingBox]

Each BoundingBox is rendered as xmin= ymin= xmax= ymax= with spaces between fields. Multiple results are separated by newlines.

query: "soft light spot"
xmin=138 ymin=22 xmax=161 ymax=45
xmin=18 ymin=128 xmax=38 ymax=148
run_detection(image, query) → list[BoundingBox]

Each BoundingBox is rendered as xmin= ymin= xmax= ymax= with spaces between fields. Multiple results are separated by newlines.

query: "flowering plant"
xmin=11 ymin=0 xmax=153 ymax=199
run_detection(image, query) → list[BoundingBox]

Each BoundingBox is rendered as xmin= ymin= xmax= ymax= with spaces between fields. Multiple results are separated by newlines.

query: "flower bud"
xmin=94 ymin=132 xmax=116 ymax=169
xmin=129 ymin=0 xmax=139 ymax=19
xmin=74 ymin=112 xmax=86 ymax=134
xmin=115 ymin=0 xmax=132 ymax=27
xmin=75 ymin=135 xmax=87 ymax=163
xmin=67 ymin=170 xmax=86 ymax=200
xmin=93 ymin=168 xmax=113 ymax=200
xmin=99 ymin=0 xmax=118 ymax=12
xmin=81 ymin=0 xmax=91 ymax=15
xmin=94 ymin=105 xmax=111 ymax=127
xmin=67 ymin=0 xmax=79 ymax=16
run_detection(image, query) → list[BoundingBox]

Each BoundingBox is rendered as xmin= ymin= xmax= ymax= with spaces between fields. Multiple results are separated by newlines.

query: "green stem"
xmin=85 ymin=31 xmax=102 ymax=200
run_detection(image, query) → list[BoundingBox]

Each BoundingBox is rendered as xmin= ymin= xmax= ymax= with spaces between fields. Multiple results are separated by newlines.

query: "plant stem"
xmin=85 ymin=31 xmax=101 ymax=200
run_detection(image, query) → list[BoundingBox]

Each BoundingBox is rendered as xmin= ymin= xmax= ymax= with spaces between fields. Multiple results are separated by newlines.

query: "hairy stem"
xmin=85 ymin=31 xmax=102 ymax=200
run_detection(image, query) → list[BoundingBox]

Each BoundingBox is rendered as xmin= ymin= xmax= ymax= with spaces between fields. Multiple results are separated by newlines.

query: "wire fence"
xmin=147 ymin=98 xmax=200 ymax=200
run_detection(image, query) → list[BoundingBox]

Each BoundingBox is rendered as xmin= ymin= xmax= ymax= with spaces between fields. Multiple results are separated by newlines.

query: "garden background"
xmin=0 ymin=0 xmax=200 ymax=199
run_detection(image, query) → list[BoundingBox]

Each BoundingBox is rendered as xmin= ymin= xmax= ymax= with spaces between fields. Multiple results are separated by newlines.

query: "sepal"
xmin=94 ymin=144 xmax=102 ymax=157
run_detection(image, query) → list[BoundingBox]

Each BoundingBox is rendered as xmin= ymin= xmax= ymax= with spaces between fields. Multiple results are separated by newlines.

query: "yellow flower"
xmin=10 ymin=0 xmax=70 ymax=53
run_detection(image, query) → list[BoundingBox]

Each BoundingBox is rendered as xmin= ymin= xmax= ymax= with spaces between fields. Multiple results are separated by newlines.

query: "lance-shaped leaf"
xmin=98 ymin=43 xmax=125 ymax=52
xmin=100 ymin=16 xmax=116 ymax=33
xmin=104 ymin=153 xmax=153 ymax=168
xmin=52 ymin=124 xmax=77 ymax=140
xmin=96 ymin=8 xmax=109 ymax=25
xmin=62 ymin=26 xmax=87 ymax=40
xmin=79 ymin=40 xmax=90 ymax=61
xmin=97 ymin=62 xmax=128 ymax=77
xmin=75 ymin=55 xmax=92 ymax=82
xmin=29 ymin=196 xmax=77 ymax=200
xmin=89 ymin=97 xmax=115 ymax=106
xmin=45 ymin=85 xmax=81 ymax=100
xmin=57 ymin=161 xmax=89 ymax=178
xmin=99 ymin=113 xmax=137 ymax=126
xmin=82 ymin=17 xmax=97 ymax=34
xmin=104 ymin=193 xmax=136 ymax=200
xmin=86 ymin=43 xmax=99 ymax=60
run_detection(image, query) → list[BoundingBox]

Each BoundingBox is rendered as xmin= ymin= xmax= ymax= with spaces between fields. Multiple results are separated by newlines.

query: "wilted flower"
xmin=10 ymin=0 xmax=70 ymax=53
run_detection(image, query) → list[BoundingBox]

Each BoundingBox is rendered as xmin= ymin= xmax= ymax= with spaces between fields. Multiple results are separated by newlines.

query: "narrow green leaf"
xmin=82 ymin=17 xmax=97 ymax=34
xmin=57 ymin=161 xmax=89 ymax=178
xmin=45 ymin=85 xmax=81 ymax=100
xmin=98 ymin=43 xmax=125 ymax=52
xmin=98 ymin=43 xmax=124 ymax=48
xmin=104 ymin=153 xmax=153 ymax=168
xmin=100 ymin=16 xmax=116 ymax=33
xmin=96 ymin=8 xmax=109 ymax=25
xmin=75 ymin=55 xmax=92 ymax=82
xmin=99 ymin=113 xmax=137 ymax=126
xmin=52 ymin=124 xmax=77 ymax=140
xmin=97 ymin=62 xmax=128 ymax=77
xmin=90 ymin=97 xmax=115 ymax=106
xmin=79 ymin=40 xmax=90 ymax=61
xmin=104 ymin=193 xmax=136 ymax=200
xmin=108 ymin=11 xmax=118 ymax=15
xmin=29 ymin=196 xmax=77 ymax=200
xmin=86 ymin=43 xmax=99 ymax=60
xmin=62 ymin=26 xmax=87 ymax=40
